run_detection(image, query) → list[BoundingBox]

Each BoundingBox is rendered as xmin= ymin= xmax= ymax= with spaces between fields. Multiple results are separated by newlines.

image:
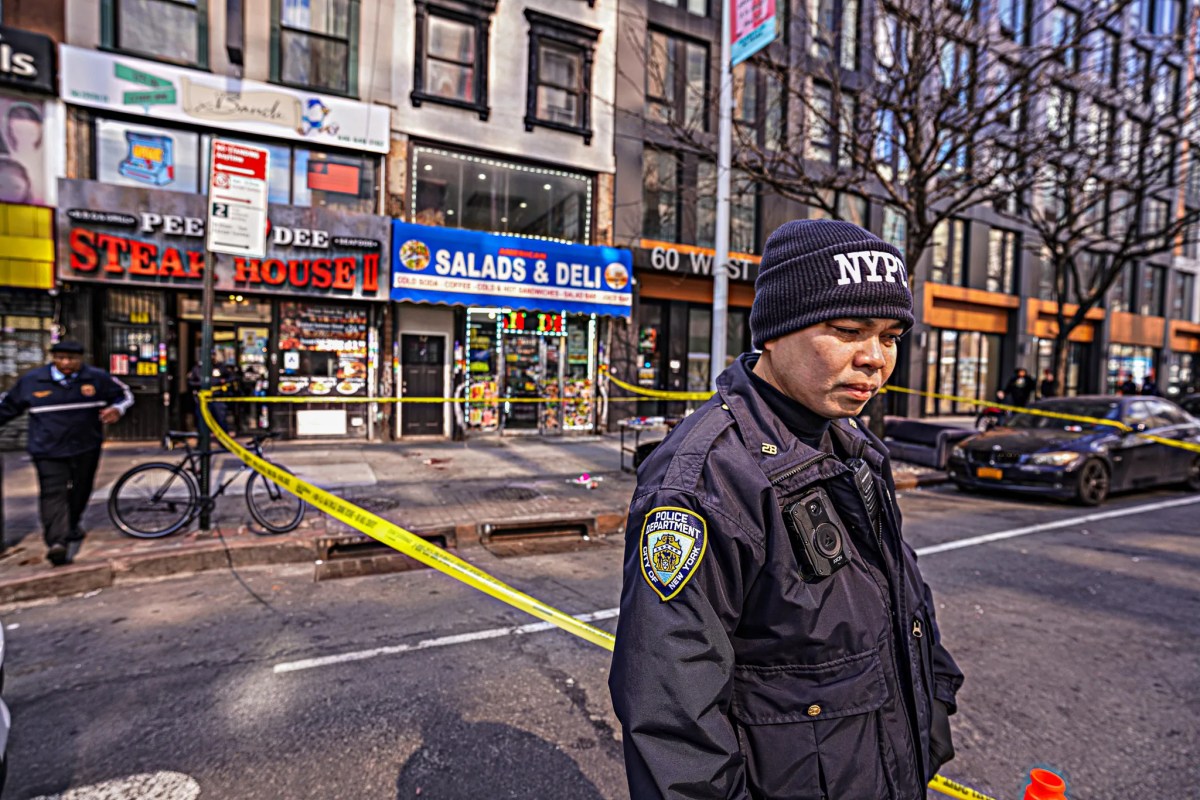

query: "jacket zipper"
xmin=769 ymin=452 xmax=830 ymax=485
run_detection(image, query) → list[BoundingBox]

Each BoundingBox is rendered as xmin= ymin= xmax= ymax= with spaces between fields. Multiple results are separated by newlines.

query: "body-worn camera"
xmin=782 ymin=486 xmax=850 ymax=581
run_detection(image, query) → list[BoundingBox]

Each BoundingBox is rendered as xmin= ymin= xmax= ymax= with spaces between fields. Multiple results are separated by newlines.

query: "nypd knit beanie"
xmin=750 ymin=219 xmax=914 ymax=349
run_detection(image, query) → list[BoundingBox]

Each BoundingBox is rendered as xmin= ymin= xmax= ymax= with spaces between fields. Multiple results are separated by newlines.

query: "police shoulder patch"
xmin=639 ymin=506 xmax=708 ymax=602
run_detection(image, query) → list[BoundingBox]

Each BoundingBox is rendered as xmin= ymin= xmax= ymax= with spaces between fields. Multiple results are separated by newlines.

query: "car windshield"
xmin=1005 ymin=401 xmax=1121 ymax=432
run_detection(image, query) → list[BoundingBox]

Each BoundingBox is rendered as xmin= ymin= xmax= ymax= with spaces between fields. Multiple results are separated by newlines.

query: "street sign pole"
xmin=711 ymin=0 xmax=733 ymax=392
xmin=198 ymin=250 xmax=215 ymax=530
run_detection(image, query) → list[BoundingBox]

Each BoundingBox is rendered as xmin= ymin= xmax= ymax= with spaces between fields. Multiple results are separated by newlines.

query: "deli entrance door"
xmin=400 ymin=334 xmax=445 ymax=436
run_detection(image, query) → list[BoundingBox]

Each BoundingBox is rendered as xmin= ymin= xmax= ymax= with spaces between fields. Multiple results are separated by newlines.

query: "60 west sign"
xmin=57 ymin=179 xmax=390 ymax=301
xmin=637 ymin=239 xmax=760 ymax=283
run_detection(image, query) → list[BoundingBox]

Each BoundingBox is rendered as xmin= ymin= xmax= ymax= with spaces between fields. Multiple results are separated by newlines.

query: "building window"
xmin=1045 ymin=85 xmax=1076 ymax=145
xmin=874 ymin=11 xmax=909 ymax=80
xmin=882 ymin=206 xmax=906 ymax=260
xmin=652 ymin=0 xmax=708 ymax=17
xmin=1085 ymin=102 xmax=1115 ymax=162
xmin=1140 ymin=264 xmax=1166 ymax=316
xmin=95 ymin=118 xmax=379 ymax=212
xmin=1125 ymin=45 xmax=1150 ymax=105
xmin=275 ymin=0 xmax=358 ymax=95
xmin=1187 ymin=145 xmax=1200 ymax=202
xmin=987 ymin=227 xmax=1019 ymax=294
xmin=412 ymin=0 xmax=496 ymax=119
xmin=1110 ymin=263 xmax=1136 ymax=313
xmin=806 ymin=83 xmax=834 ymax=163
xmin=411 ymin=146 xmax=592 ymax=243
xmin=103 ymin=0 xmax=207 ymax=67
xmin=1050 ymin=5 xmax=1081 ymax=71
xmin=1089 ymin=29 xmax=1118 ymax=87
xmin=642 ymin=149 xmax=679 ymax=242
xmin=1152 ymin=61 xmax=1180 ymax=117
xmin=809 ymin=0 xmax=860 ymax=71
xmin=931 ymin=218 xmax=968 ymax=286
xmin=523 ymin=12 xmax=599 ymax=142
xmin=1153 ymin=0 xmax=1183 ymax=36
xmin=997 ymin=0 xmax=1031 ymax=44
xmin=646 ymin=31 xmax=708 ymax=130
xmin=696 ymin=163 xmax=758 ymax=254
xmin=733 ymin=61 xmax=785 ymax=149
xmin=996 ymin=61 xmax=1024 ymax=131
xmin=1174 ymin=272 xmax=1196 ymax=320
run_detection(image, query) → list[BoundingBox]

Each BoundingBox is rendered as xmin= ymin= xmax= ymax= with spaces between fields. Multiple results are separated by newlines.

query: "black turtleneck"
xmin=744 ymin=356 xmax=831 ymax=450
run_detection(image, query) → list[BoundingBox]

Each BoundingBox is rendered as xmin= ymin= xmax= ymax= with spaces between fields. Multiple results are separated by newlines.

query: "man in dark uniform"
xmin=0 ymin=340 xmax=133 ymax=565
xmin=610 ymin=220 xmax=963 ymax=799
xmin=998 ymin=367 xmax=1034 ymax=407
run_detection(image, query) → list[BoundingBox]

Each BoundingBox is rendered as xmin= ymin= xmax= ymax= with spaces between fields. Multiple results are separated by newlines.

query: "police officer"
xmin=609 ymin=220 xmax=963 ymax=799
xmin=0 ymin=340 xmax=133 ymax=565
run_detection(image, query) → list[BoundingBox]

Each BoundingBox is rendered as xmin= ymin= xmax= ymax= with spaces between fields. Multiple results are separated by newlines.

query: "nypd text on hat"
xmin=834 ymin=250 xmax=907 ymax=285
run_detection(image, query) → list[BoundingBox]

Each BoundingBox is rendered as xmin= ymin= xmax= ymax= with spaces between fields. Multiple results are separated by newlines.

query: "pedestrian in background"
xmin=1039 ymin=368 xmax=1058 ymax=399
xmin=1140 ymin=370 xmax=1160 ymax=396
xmin=610 ymin=220 xmax=963 ymax=799
xmin=1117 ymin=372 xmax=1139 ymax=396
xmin=0 ymin=341 xmax=133 ymax=566
xmin=187 ymin=356 xmax=239 ymax=434
xmin=998 ymin=367 xmax=1034 ymax=407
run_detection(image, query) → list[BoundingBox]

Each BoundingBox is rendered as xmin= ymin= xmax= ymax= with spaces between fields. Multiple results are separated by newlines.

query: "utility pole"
xmin=198 ymin=250 xmax=215 ymax=531
xmin=710 ymin=0 xmax=733 ymax=392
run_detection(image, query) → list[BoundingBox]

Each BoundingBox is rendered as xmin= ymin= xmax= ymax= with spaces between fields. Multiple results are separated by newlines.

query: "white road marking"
xmin=272 ymin=495 xmax=1200 ymax=674
xmin=913 ymin=494 xmax=1200 ymax=556
xmin=273 ymin=607 xmax=620 ymax=674
xmin=29 ymin=771 xmax=201 ymax=800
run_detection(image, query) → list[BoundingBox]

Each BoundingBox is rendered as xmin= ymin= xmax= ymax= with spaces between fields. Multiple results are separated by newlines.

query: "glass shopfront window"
xmin=1106 ymin=343 xmax=1157 ymax=394
xmin=1167 ymin=352 xmax=1196 ymax=397
xmin=277 ymin=301 xmax=369 ymax=397
xmin=1035 ymin=338 xmax=1087 ymax=397
xmin=924 ymin=329 xmax=1002 ymax=415
xmin=411 ymin=146 xmax=592 ymax=244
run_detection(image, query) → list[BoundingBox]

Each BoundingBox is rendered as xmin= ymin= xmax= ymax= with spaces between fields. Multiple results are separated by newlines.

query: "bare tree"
xmin=1019 ymin=4 xmax=1200 ymax=393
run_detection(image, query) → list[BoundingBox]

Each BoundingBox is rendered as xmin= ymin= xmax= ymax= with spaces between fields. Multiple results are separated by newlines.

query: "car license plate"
xmin=976 ymin=467 xmax=1003 ymax=480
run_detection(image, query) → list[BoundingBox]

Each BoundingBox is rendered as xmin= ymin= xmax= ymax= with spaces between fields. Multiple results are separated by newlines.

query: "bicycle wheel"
xmin=108 ymin=463 xmax=198 ymax=538
xmin=245 ymin=468 xmax=306 ymax=533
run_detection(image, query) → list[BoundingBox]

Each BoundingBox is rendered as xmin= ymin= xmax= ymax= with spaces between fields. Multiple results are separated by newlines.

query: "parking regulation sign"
xmin=206 ymin=139 xmax=270 ymax=258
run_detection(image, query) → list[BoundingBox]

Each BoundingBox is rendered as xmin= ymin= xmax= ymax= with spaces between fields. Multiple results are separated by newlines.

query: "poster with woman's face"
xmin=0 ymin=97 xmax=47 ymax=205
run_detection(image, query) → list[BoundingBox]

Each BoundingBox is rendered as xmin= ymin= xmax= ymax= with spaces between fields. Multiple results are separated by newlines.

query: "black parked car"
xmin=947 ymin=395 xmax=1200 ymax=505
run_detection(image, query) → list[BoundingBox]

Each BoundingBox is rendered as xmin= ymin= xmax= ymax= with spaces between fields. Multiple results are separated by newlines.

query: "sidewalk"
xmin=0 ymin=433 xmax=947 ymax=603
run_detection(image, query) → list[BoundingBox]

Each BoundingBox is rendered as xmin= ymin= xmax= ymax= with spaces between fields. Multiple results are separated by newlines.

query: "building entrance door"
xmin=401 ymin=334 xmax=445 ymax=436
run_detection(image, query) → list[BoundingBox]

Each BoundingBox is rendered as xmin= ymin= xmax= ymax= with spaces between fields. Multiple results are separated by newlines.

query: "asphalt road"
xmin=2 ymin=484 xmax=1198 ymax=800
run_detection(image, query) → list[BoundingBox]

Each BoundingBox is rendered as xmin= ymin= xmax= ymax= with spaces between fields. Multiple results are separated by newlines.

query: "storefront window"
xmin=1035 ymin=338 xmax=1086 ymax=396
xmin=638 ymin=302 xmax=664 ymax=388
xmin=277 ymin=301 xmax=369 ymax=397
xmin=687 ymin=306 xmax=711 ymax=392
xmin=924 ymin=329 xmax=1001 ymax=414
xmin=412 ymin=146 xmax=592 ymax=244
xmin=0 ymin=291 xmax=52 ymax=392
xmin=1167 ymin=352 xmax=1196 ymax=396
xmin=465 ymin=310 xmax=501 ymax=430
xmin=1106 ymin=343 xmax=1157 ymax=394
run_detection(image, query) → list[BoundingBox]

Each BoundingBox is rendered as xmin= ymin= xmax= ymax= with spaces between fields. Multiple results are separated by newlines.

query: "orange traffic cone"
xmin=1024 ymin=768 xmax=1068 ymax=800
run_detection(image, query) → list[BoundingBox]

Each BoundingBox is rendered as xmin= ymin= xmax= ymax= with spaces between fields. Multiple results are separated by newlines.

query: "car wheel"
xmin=1075 ymin=459 xmax=1110 ymax=506
xmin=1183 ymin=455 xmax=1200 ymax=492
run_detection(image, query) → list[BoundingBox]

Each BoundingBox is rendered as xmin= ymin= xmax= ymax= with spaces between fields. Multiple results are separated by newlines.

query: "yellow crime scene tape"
xmin=200 ymin=374 xmax=1123 ymax=800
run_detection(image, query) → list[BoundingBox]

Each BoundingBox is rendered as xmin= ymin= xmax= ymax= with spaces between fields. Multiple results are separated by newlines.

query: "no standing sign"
xmin=206 ymin=139 xmax=270 ymax=258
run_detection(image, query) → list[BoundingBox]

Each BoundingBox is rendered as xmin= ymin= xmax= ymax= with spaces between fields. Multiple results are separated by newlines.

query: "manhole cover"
xmin=482 ymin=486 xmax=541 ymax=502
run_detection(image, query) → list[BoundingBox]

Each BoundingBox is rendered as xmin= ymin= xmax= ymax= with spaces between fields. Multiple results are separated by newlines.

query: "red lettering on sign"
xmin=96 ymin=234 xmax=129 ymax=273
xmin=332 ymin=257 xmax=355 ymax=290
xmin=127 ymin=240 xmax=157 ymax=275
xmin=69 ymin=229 xmax=98 ymax=272
xmin=186 ymin=249 xmax=204 ymax=279
xmin=311 ymin=259 xmax=333 ymax=288
xmin=159 ymin=247 xmax=187 ymax=278
xmin=234 ymin=258 xmax=260 ymax=283
xmin=288 ymin=260 xmax=310 ymax=287
xmin=261 ymin=259 xmax=287 ymax=285
xmin=363 ymin=253 xmax=379 ymax=293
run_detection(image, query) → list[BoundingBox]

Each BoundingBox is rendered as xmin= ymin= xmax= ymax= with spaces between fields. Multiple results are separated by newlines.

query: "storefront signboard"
xmin=391 ymin=222 xmax=633 ymax=318
xmin=57 ymin=179 xmax=390 ymax=301
xmin=635 ymin=238 xmax=760 ymax=283
xmin=207 ymin=139 xmax=269 ymax=258
xmin=0 ymin=26 xmax=55 ymax=94
xmin=59 ymin=46 xmax=390 ymax=154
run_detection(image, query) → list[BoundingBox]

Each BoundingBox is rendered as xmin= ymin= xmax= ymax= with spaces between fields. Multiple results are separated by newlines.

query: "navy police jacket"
xmin=610 ymin=354 xmax=963 ymax=799
xmin=0 ymin=364 xmax=134 ymax=458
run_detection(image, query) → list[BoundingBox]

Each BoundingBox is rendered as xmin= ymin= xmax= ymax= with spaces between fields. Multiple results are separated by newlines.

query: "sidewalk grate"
xmin=313 ymin=529 xmax=453 ymax=582
xmin=480 ymin=518 xmax=603 ymax=558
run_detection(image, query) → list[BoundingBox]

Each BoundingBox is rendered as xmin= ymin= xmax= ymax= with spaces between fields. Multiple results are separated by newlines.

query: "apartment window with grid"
xmin=274 ymin=0 xmax=357 ymax=95
xmin=939 ymin=38 xmax=973 ymax=110
xmin=882 ymin=206 xmax=906 ymax=260
xmin=806 ymin=83 xmax=834 ymax=163
xmin=809 ymin=0 xmax=860 ymax=71
xmin=1175 ymin=272 xmax=1196 ymax=320
xmin=1089 ymin=29 xmax=1118 ymax=87
xmin=1187 ymin=145 xmax=1200 ymax=202
xmin=1125 ymin=45 xmax=1150 ymax=104
xmin=412 ymin=0 xmax=495 ymax=118
xmin=931 ymin=218 xmax=968 ymax=285
xmin=987 ymin=227 xmax=1019 ymax=294
xmin=1185 ymin=220 xmax=1200 ymax=260
xmin=1046 ymin=85 xmax=1076 ymax=145
xmin=996 ymin=61 xmax=1024 ymax=131
xmin=523 ymin=12 xmax=598 ymax=142
xmin=652 ymin=0 xmax=708 ymax=17
xmin=1050 ymin=5 xmax=1081 ymax=71
xmin=1151 ymin=133 xmax=1176 ymax=184
xmin=697 ymin=164 xmax=759 ymax=254
xmin=646 ymin=31 xmax=708 ymax=129
xmin=992 ymin=145 xmax=1021 ymax=215
xmin=733 ymin=62 xmax=785 ymax=148
xmin=1084 ymin=102 xmax=1115 ymax=162
xmin=1141 ymin=264 xmax=1166 ymax=316
xmin=1110 ymin=264 xmax=1136 ymax=312
xmin=103 ymin=0 xmax=207 ymax=67
xmin=874 ymin=11 xmax=909 ymax=81
xmin=643 ymin=149 xmax=679 ymax=242
xmin=997 ymin=0 xmax=1031 ymax=44
xmin=1152 ymin=61 xmax=1180 ymax=117
xmin=876 ymin=107 xmax=908 ymax=181
xmin=1151 ymin=0 xmax=1183 ymax=36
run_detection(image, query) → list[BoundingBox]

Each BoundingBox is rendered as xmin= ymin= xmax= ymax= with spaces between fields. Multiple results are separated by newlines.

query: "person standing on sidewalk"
xmin=609 ymin=220 xmax=963 ymax=799
xmin=1039 ymin=368 xmax=1058 ymax=399
xmin=997 ymin=367 xmax=1034 ymax=407
xmin=0 ymin=340 xmax=133 ymax=566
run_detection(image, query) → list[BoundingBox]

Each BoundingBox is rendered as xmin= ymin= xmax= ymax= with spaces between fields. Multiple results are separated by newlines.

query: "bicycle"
xmin=108 ymin=430 xmax=307 ymax=538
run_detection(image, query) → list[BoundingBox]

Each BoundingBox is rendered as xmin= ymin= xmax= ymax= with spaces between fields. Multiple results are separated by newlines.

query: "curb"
xmin=893 ymin=470 xmax=949 ymax=491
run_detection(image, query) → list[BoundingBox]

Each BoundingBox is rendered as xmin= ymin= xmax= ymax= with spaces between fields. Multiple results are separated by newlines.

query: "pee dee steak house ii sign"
xmin=57 ymin=179 xmax=389 ymax=301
